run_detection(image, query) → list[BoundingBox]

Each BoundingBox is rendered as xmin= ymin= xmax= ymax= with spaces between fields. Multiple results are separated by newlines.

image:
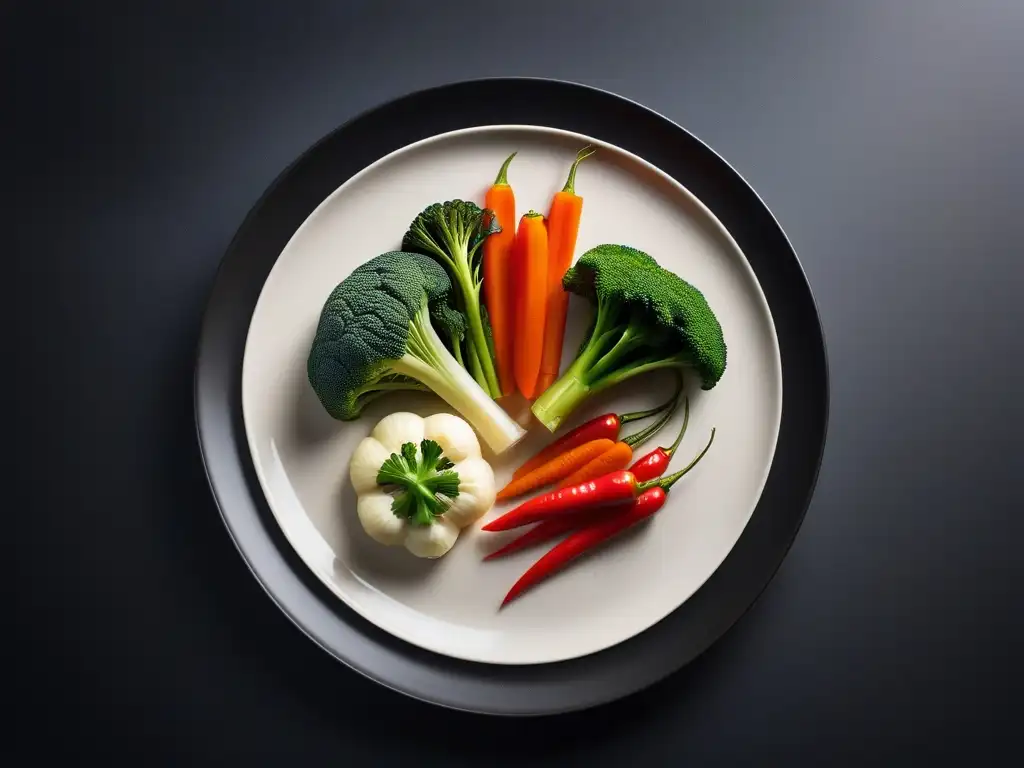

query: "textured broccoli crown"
xmin=306 ymin=251 xmax=452 ymax=419
xmin=430 ymin=300 xmax=466 ymax=345
xmin=563 ymin=244 xmax=728 ymax=389
xmin=401 ymin=199 xmax=500 ymax=269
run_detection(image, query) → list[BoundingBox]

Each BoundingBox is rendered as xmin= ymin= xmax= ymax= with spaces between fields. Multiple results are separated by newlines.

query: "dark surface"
xmin=8 ymin=0 xmax=1022 ymax=762
xmin=195 ymin=78 xmax=828 ymax=715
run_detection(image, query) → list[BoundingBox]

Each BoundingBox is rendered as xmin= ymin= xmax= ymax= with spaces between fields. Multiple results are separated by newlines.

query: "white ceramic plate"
xmin=241 ymin=125 xmax=782 ymax=665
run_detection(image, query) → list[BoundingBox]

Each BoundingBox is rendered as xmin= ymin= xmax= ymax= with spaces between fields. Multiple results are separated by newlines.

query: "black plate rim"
xmin=194 ymin=77 xmax=830 ymax=716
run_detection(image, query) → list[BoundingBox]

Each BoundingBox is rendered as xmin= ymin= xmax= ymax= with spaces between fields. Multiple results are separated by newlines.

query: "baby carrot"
xmin=482 ymin=152 xmax=517 ymax=397
xmin=513 ymin=211 xmax=548 ymax=399
xmin=511 ymin=381 xmax=681 ymax=481
xmin=555 ymin=442 xmax=634 ymax=490
xmin=555 ymin=392 xmax=679 ymax=489
xmin=495 ymin=438 xmax=615 ymax=501
xmin=535 ymin=145 xmax=596 ymax=395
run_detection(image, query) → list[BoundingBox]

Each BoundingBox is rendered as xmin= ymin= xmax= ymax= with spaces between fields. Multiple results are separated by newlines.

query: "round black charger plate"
xmin=194 ymin=78 xmax=829 ymax=716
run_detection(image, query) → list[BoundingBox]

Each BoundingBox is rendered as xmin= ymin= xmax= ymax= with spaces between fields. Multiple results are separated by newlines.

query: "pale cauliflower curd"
xmin=349 ymin=412 xmax=497 ymax=558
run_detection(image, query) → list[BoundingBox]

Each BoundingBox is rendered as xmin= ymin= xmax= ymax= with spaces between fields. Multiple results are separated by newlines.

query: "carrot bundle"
xmin=512 ymin=211 xmax=549 ymax=400
xmin=482 ymin=152 xmax=518 ymax=397
xmin=535 ymin=145 xmax=596 ymax=396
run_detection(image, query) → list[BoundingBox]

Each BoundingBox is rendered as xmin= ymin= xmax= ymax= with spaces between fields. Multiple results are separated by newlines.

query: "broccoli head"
xmin=531 ymin=244 xmax=727 ymax=432
xmin=306 ymin=251 xmax=525 ymax=454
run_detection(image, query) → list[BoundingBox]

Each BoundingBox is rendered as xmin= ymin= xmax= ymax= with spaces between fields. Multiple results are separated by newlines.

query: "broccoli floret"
xmin=376 ymin=439 xmax=461 ymax=527
xmin=306 ymin=251 xmax=525 ymax=454
xmin=530 ymin=244 xmax=727 ymax=432
xmin=402 ymin=200 xmax=502 ymax=398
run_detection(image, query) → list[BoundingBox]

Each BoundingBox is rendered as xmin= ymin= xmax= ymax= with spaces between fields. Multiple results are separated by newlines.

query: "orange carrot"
xmin=513 ymin=210 xmax=548 ymax=400
xmin=496 ymin=438 xmax=615 ymax=501
xmin=535 ymin=145 xmax=596 ymax=395
xmin=555 ymin=442 xmax=634 ymax=489
xmin=482 ymin=152 xmax=517 ymax=397
xmin=554 ymin=387 xmax=681 ymax=489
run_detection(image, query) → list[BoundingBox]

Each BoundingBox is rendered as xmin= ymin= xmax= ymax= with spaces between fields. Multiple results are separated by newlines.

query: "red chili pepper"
xmin=499 ymin=428 xmax=716 ymax=605
xmin=482 ymin=507 xmax=622 ymax=561
xmin=501 ymin=488 xmax=668 ymax=606
xmin=483 ymin=427 xmax=716 ymax=533
xmin=509 ymin=376 xmax=683 ymax=481
xmin=487 ymin=397 xmax=691 ymax=560
xmin=628 ymin=394 xmax=690 ymax=482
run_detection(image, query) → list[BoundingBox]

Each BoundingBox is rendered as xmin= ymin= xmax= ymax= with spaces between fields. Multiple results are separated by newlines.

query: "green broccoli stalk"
xmin=531 ymin=244 xmax=728 ymax=432
xmin=402 ymin=200 xmax=502 ymax=399
xmin=376 ymin=439 xmax=460 ymax=527
xmin=306 ymin=251 xmax=526 ymax=454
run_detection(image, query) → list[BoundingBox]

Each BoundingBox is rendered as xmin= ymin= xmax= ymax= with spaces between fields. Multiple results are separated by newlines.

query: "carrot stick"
xmin=512 ymin=211 xmax=548 ymax=400
xmin=510 ymin=383 xmax=682 ymax=481
xmin=553 ymin=384 xmax=681 ymax=489
xmin=535 ymin=145 xmax=596 ymax=395
xmin=482 ymin=152 xmax=517 ymax=397
xmin=555 ymin=442 xmax=634 ymax=489
xmin=495 ymin=438 xmax=615 ymax=501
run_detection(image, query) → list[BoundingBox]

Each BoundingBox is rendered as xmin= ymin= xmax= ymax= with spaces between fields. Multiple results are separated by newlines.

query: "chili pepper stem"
xmin=638 ymin=427 xmax=716 ymax=493
xmin=621 ymin=387 xmax=682 ymax=450
xmin=561 ymin=145 xmax=597 ymax=195
xmin=618 ymin=372 xmax=684 ymax=425
xmin=493 ymin=151 xmax=516 ymax=186
xmin=660 ymin=395 xmax=691 ymax=457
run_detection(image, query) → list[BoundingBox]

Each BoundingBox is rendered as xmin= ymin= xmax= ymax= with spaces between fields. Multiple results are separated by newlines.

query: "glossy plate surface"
xmin=241 ymin=125 xmax=782 ymax=665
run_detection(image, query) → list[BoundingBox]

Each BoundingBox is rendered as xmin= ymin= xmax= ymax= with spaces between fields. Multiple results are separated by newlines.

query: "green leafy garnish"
xmin=375 ymin=439 xmax=461 ymax=526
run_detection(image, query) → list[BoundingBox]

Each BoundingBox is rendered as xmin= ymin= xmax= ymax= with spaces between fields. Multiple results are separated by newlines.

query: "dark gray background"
xmin=8 ymin=0 xmax=1022 ymax=763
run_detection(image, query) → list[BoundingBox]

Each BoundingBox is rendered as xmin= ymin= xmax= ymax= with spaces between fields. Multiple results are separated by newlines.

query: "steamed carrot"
xmin=553 ymin=380 xmax=682 ymax=489
xmin=512 ymin=211 xmax=548 ymax=399
xmin=509 ymin=387 xmax=681 ymax=481
xmin=482 ymin=152 xmax=518 ymax=397
xmin=495 ymin=438 xmax=615 ymax=501
xmin=535 ymin=145 xmax=596 ymax=395
xmin=556 ymin=442 xmax=634 ymax=489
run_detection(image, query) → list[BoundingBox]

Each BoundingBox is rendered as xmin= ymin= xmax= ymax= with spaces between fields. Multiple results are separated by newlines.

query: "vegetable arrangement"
xmin=496 ymin=374 xmax=683 ymax=500
xmin=483 ymin=396 xmax=691 ymax=561
xmin=482 ymin=431 xmax=713 ymax=533
xmin=500 ymin=429 xmax=714 ymax=606
xmin=491 ymin=427 xmax=716 ymax=605
xmin=307 ymin=143 xmax=728 ymax=604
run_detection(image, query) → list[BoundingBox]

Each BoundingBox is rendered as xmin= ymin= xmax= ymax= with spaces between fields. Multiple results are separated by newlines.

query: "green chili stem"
xmin=639 ymin=427 xmax=716 ymax=492
xmin=662 ymin=395 xmax=691 ymax=457
xmin=618 ymin=372 xmax=684 ymax=425
xmin=622 ymin=395 xmax=679 ymax=449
